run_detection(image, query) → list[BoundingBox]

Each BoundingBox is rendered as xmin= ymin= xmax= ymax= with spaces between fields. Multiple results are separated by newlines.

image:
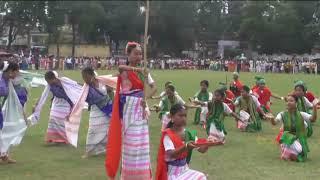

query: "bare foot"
xmin=1 ymin=156 xmax=16 ymax=164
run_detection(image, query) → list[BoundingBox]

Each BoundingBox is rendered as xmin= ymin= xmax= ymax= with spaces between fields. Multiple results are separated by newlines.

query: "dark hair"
xmin=288 ymin=94 xmax=299 ymax=103
xmin=200 ymin=80 xmax=209 ymax=87
xmin=294 ymin=85 xmax=306 ymax=92
xmin=0 ymin=61 xmax=19 ymax=72
xmin=166 ymin=104 xmax=185 ymax=128
xmin=82 ymin=67 xmax=95 ymax=76
xmin=243 ymin=85 xmax=250 ymax=93
xmin=165 ymin=81 xmax=173 ymax=87
xmin=45 ymin=71 xmax=57 ymax=81
xmin=214 ymin=89 xmax=225 ymax=97
xmin=166 ymin=84 xmax=175 ymax=92
xmin=126 ymin=44 xmax=138 ymax=55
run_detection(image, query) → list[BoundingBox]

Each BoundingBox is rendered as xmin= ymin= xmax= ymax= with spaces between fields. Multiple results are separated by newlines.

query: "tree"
xmin=0 ymin=1 xmax=46 ymax=50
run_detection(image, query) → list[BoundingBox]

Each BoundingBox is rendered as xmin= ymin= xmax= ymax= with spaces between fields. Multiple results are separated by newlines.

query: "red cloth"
xmin=305 ymin=91 xmax=315 ymax=103
xmin=231 ymin=80 xmax=243 ymax=97
xmin=127 ymin=71 xmax=144 ymax=90
xmin=105 ymin=76 xmax=122 ymax=179
xmin=251 ymin=85 xmax=258 ymax=92
xmin=156 ymin=129 xmax=188 ymax=180
xmin=225 ymin=90 xmax=235 ymax=111
xmin=253 ymin=87 xmax=272 ymax=110
xmin=276 ymin=128 xmax=284 ymax=143
xmin=105 ymin=71 xmax=145 ymax=179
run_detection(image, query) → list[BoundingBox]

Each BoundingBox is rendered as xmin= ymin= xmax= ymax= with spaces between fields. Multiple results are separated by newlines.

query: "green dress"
xmin=159 ymin=95 xmax=180 ymax=120
xmin=184 ymin=129 xmax=197 ymax=164
xmin=206 ymin=101 xmax=225 ymax=135
xmin=297 ymin=97 xmax=313 ymax=137
xmin=237 ymin=96 xmax=262 ymax=132
xmin=193 ymin=91 xmax=209 ymax=124
xmin=280 ymin=111 xmax=309 ymax=162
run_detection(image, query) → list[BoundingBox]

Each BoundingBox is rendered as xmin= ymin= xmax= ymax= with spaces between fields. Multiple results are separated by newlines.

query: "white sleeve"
xmin=208 ymin=92 xmax=213 ymax=101
xmin=251 ymin=95 xmax=261 ymax=107
xmin=300 ymin=112 xmax=312 ymax=122
xmin=303 ymin=97 xmax=313 ymax=109
xmin=159 ymin=100 xmax=163 ymax=108
xmin=223 ymin=103 xmax=233 ymax=115
xmin=160 ymin=91 xmax=166 ymax=97
xmin=176 ymin=95 xmax=186 ymax=105
xmin=147 ymin=73 xmax=155 ymax=85
xmin=163 ymin=135 xmax=175 ymax=151
xmin=234 ymin=97 xmax=240 ymax=106
xmin=275 ymin=112 xmax=284 ymax=123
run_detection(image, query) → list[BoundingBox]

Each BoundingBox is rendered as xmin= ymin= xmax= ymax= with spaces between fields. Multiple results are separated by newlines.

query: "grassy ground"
xmin=1 ymin=70 xmax=320 ymax=180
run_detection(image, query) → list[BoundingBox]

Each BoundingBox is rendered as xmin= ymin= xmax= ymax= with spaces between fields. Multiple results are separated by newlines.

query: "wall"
xmin=48 ymin=44 xmax=110 ymax=57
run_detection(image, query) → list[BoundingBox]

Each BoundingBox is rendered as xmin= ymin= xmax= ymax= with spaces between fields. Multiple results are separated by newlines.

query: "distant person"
xmin=229 ymin=72 xmax=243 ymax=97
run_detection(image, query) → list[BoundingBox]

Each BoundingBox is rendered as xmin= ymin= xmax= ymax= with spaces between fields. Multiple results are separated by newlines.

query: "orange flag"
xmin=105 ymin=76 xmax=122 ymax=179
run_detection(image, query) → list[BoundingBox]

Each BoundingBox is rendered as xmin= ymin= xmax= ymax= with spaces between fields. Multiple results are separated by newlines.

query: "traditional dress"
xmin=252 ymin=87 xmax=272 ymax=112
xmin=296 ymin=96 xmax=313 ymax=114
xmin=85 ymin=84 xmax=112 ymax=155
xmin=235 ymin=95 xmax=262 ymax=132
xmin=156 ymin=128 xmax=207 ymax=180
xmin=225 ymin=90 xmax=235 ymax=111
xmin=206 ymin=101 xmax=233 ymax=143
xmin=106 ymin=70 xmax=154 ymax=179
xmin=159 ymin=94 xmax=185 ymax=130
xmin=66 ymin=75 xmax=117 ymax=148
xmin=230 ymin=79 xmax=243 ymax=97
xmin=305 ymin=91 xmax=315 ymax=103
xmin=275 ymin=111 xmax=311 ymax=162
xmin=193 ymin=91 xmax=213 ymax=125
xmin=0 ymin=74 xmax=27 ymax=157
xmin=28 ymin=75 xmax=82 ymax=144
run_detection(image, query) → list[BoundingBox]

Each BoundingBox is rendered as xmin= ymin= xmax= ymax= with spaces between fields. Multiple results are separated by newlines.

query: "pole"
xmin=143 ymin=0 xmax=150 ymax=102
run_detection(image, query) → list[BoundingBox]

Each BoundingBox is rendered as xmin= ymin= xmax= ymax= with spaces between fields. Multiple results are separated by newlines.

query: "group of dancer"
xmin=0 ymin=41 xmax=319 ymax=180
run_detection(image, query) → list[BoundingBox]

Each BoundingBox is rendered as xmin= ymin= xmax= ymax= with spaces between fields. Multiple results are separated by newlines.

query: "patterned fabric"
xmin=120 ymin=92 xmax=152 ymax=180
xmin=86 ymin=105 xmax=110 ymax=155
xmin=50 ymin=84 xmax=74 ymax=107
xmin=237 ymin=96 xmax=262 ymax=132
xmin=66 ymin=75 xmax=117 ymax=147
xmin=46 ymin=97 xmax=70 ymax=143
xmin=161 ymin=112 xmax=171 ymax=131
xmin=156 ymin=128 xmax=206 ymax=180
xmin=86 ymin=85 xmax=112 ymax=116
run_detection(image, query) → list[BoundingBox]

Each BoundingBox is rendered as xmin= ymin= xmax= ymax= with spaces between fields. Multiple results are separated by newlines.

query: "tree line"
xmin=0 ymin=1 xmax=319 ymax=57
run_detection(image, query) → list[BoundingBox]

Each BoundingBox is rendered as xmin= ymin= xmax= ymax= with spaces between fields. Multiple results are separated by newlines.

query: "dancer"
xmin=68 ymin=67 xmax=116 ymax=158
xmin=156 ymin=84 xmax=186 ymax=131
xmin=271 ymin=94 xmax=317 ymax=162
xmin=156 ymin=104 xmax=208 ymax=180
xmin=152 ymin=81 xmax=177 ymax=99
xmin=30 ymin=71 xmax=82 ymax=144
xmin=251 ymin=76 xmax=263 ymax=92
xmin=191 ymin=80 xmax=212 ymax=125
xmin=206 ymin=89 xmax=240 ymax=143
xmin=293 ymin=80 xmax=315 ymax=113
xmin=234 ymin=85 xmax=266 ymax=132
xmin=252 ymin=78 xmax=283 ymax=113
xmin=0 ymin=61 xmax=28 ymax=163
xmin=229 ymin=72 xmax=243 ymax=97
xmin=218 ymin=82 xmax=235 ymax=111
xmin=105 ymin=42 xmax=157 ymax=179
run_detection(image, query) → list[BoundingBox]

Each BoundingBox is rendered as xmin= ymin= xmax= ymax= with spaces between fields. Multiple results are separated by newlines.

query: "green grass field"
xmin=1 ymin=70 xmax=320 ymax=180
